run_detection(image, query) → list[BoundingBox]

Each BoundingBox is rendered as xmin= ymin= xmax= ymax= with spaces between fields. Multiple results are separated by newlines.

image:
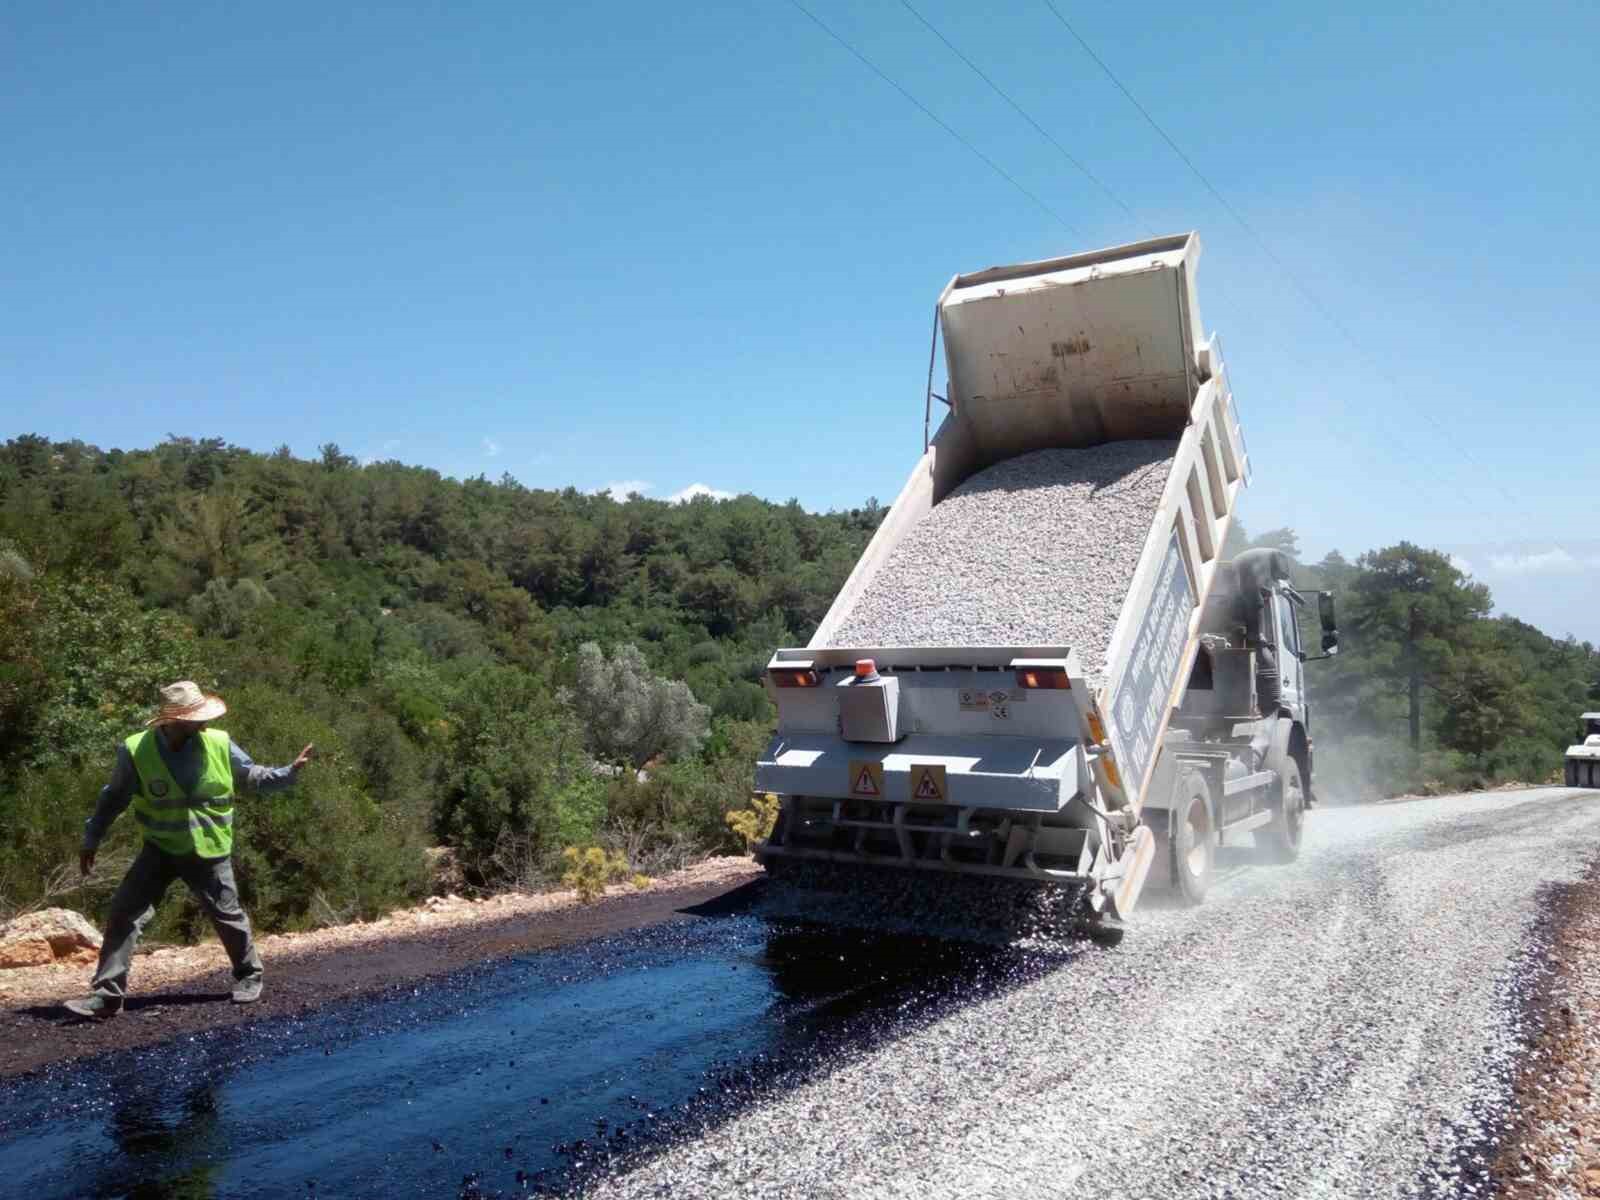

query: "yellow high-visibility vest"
xmin=126 ymin=728 xmax=235 ymax=857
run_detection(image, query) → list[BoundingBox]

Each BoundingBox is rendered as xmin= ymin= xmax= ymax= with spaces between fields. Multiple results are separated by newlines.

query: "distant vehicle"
xmin=1564 ymin=713 xmax=1600 ymax=787
xmin=751 ymin=234 xmax=1338 ymax=928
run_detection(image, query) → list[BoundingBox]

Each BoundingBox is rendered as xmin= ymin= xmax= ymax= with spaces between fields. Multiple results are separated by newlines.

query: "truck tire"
xmin=1260 ymin=756 xmax=1306 ymax=863
xmin=1167 ymin=771 xmax=1214 ymax=905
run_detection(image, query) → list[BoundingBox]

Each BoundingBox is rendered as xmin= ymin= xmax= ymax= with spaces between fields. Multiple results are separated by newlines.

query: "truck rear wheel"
xmin=1167 ymin=772 xmax=1213 ymax=905
xmin=1260 ymin=756 xmax=1305 ymax=863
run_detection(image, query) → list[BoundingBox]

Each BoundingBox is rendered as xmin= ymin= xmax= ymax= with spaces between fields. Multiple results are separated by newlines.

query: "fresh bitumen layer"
xmin=583 ymin=788 xmax=1600 ymax=1200
xmin=826 ymin=440 xmax=1179 ymax=690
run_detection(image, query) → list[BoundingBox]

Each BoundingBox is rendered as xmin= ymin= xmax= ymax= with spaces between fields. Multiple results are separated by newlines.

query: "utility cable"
xmin=785 ymin=0 xmax=1087 ymax=239
xmin=897 ymin=0 xmax=1152 ymax=235
xmin=1039 ymin=0 xmax=1521 ymax=517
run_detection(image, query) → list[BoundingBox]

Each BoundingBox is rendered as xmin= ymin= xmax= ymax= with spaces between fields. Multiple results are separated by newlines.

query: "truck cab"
xmin=1148 ymin=549 xmax=1337 ymax=900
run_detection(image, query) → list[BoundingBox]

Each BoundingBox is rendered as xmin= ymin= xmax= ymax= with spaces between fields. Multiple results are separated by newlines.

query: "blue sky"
xmin=4 ymin=3 xmax=1596 ymax=640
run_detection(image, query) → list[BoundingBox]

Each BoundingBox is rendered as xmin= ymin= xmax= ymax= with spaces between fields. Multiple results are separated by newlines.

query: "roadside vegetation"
xmin=0 ymin=434 xmax=875 ymax=936
xmin=0 ymin=435 xmax=1593 ymax=937
xmin=1224 ymin=525 xmax=1600 ymax=799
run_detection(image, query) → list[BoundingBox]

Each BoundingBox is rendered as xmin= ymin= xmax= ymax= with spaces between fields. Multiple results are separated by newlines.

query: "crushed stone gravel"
xmin=826 ymin=440 xmax=1178 ymax=689
xmin=582 ymin=788 xmax=1600 ymax=1200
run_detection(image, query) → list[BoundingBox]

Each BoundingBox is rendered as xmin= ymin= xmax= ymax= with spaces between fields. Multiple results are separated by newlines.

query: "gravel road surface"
xmin=588 ymin=787 xmax=1600 ymax=1200
xmin=1 ymin=787 xmax=1595 ymax=1199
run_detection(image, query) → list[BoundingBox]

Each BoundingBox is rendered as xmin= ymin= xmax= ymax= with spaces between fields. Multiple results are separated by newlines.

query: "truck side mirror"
xmin=1317 ymin=592 xmax=1338 ymax=655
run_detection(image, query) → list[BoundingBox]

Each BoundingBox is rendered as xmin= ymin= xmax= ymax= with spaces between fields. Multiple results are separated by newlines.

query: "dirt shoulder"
xmin=0 ymin=855 xmax=761 ymax=1081
xmin=1493 ymin=858 xmax=1600 ymax=1198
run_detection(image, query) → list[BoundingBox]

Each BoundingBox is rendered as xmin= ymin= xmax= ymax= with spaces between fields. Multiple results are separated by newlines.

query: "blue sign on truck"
xmin=1108 ymin=531 xmax=1196 ymax=798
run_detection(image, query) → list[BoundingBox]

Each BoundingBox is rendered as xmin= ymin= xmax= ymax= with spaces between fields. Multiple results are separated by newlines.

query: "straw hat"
xmin=146 ymin=681 xmax=227 ymax=726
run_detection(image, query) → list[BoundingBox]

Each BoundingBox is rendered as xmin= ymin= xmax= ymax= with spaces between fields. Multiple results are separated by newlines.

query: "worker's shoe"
xmin=231 ymin=974 xmax=263 ymax=1005
xmin=62 ymin=994 xmax=120 ymax=1021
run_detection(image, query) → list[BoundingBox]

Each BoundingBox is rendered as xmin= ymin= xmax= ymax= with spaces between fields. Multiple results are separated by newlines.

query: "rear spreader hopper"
xmin=754 ymin=235 xmax=1332 ymax=926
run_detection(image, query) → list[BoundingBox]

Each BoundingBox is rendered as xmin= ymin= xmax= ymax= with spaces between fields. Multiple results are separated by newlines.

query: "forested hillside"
xmin=0 ymin=434 xmax=877 ymax=936
xmin=1 ymin=434 xmax=1594 ymax=937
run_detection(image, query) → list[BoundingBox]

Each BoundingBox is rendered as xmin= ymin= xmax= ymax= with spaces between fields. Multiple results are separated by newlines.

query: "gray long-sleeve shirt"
xmin=83 ymin=729 xmax=299 ymax=852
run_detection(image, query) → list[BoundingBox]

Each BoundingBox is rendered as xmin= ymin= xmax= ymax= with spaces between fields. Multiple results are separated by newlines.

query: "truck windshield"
xmin=1281 ymin=596 xmax=1302 ymax=658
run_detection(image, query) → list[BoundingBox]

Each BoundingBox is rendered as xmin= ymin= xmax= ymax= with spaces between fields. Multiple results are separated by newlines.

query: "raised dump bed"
xmin=825 ymin=438 xmax=1179 ymax=692
xmin=756 ymin=234 xmax=1259 ymax=922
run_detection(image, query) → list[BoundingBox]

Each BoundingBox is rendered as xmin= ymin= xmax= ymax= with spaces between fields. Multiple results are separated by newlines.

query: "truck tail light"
xmin=770 ymin=667 xmax=821 ymax=688
xmin=1015 ymin=666 xmax=1070 ymax=689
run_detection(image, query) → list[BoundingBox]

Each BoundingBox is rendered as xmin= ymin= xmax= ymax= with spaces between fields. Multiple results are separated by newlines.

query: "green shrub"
xmin=725 ymin=792 xmax=780 ymax=850
xmin=431 ymin=664 xmax=593 ymax=883
xmin=560 ymin=846 xmax=630 ymax=903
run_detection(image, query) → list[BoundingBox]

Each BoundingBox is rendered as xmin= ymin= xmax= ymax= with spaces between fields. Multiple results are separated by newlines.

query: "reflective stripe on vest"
xmin=126 ymin=728 xmax=236 ymax=858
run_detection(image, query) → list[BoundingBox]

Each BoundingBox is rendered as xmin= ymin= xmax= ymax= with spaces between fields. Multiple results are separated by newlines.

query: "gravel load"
xmin=584 ymin=788 xmax=1600 ymax=1200
xmin=826 ymin=440 xmax=1179 ymax=690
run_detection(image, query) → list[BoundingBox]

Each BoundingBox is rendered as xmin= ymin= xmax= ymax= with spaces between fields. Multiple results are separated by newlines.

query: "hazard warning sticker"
xmin=909 ymin=763 xmax=948 ymax=803
xmin=847 ymin=760 xmax=885 ymax=799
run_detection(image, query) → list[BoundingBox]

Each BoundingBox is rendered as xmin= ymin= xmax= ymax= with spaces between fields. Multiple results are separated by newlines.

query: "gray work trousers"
xmin=91 ymin=842 xmax=262 ymax=1002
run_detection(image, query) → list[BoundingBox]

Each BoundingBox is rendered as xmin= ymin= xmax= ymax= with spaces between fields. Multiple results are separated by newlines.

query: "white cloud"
xmin=482 ymin=437 xmax=502 ymax=458
xmin=600 ymin=480 xmax=654 ymax=501
xmin=359 ymin=438 xmax=404 ymax=467
xmin=1485 ymin=547 xmax=1600 ymax=575
xmin=1448 ymin=553 xmax=1475 ymax=576
xmin=667 ymin=483 xmax=735 ymax=504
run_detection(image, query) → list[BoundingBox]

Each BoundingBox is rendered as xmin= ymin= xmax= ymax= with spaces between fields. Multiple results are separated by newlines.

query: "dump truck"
xmin=1565 ymin=714 xmax=1600 ymax=787
xmin=752 ymin=233 xmax=1338 ymax=925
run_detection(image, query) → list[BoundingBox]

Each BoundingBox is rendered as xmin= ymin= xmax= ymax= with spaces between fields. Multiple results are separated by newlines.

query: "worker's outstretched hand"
xmin=291 ymin=743 xmax=315 ymax=773
xmin=79 ymin=850 xmax=95 ymax=878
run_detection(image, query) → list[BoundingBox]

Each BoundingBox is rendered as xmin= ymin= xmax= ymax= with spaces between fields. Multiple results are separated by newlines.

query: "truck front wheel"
xmin=1167 ymin=772 xmax=1214 ymax=905
xmin=1260 ymin=756 xmax=1306 ymax=862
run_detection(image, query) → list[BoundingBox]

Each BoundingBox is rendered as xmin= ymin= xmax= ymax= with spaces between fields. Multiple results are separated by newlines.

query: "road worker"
xmin=63 ymin=681 xmax=313 ymax=1019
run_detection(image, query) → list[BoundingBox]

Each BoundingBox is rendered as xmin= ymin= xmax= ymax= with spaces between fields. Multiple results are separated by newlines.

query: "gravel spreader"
xmin=752 ymin=233 xmax=1336 ymax=930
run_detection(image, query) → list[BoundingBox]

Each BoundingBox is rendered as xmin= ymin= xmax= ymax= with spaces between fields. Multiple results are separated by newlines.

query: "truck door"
xmin=1275 ymin=593 xmax=1303 ymax=712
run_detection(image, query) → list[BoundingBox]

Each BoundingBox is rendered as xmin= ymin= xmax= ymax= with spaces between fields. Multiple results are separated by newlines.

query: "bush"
xmin=561 ymin=846 xmax=630 ymax=903
xmin=431 ymin=664 xmax=593 ymax=884
xmin=188 ymin=577 xmax=272 ymax=638
xmin=569 ymin=642 xmax=711 ymax=769
xmin=0 ymin=761 xmax=136 ymax=924
xmin=725 ymin=792 xmax=780 ymax=850
xmin=211 ymin=682 xmax=429 ymax=933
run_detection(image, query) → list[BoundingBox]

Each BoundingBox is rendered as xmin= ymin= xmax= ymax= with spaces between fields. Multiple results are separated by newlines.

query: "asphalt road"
xmin=1 ymin=786 xmax=1595 ymax=1199
xmin=587 ymin=786 xmax=1600 ymax=1200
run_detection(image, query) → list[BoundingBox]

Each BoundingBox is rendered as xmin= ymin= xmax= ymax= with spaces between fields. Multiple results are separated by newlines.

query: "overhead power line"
xmin=1038 ymin=0 xmax=1520 ymax=517
xmin=784 ymin=0 xmax=1086 ymax=239
xmin=896 ymin=0 xmax=1150 ymax=235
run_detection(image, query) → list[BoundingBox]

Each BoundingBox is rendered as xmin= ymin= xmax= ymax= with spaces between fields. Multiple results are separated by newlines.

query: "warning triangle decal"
xmin=914 ymin=772 xmax=943 ymax=801
xmin=853 ymin=766 xmax=879 ymax=796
